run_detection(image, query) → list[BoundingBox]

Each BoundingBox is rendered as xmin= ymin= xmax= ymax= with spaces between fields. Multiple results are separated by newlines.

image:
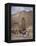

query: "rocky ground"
xmin=11 ymin=26 xmax=33 ymax=40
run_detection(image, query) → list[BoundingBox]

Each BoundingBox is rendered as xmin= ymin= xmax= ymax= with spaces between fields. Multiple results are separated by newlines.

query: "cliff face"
xmin=11 ymin=11 xmax=32 ymax=29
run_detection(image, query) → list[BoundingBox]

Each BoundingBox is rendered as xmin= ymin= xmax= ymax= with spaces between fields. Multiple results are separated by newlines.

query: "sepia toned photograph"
xmin=5 ymin=3 xmax=35 ymax=43
xmin=11 ymin=6 xmax=33 ymax=40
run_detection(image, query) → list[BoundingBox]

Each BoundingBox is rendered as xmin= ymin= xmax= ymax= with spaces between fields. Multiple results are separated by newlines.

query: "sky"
xmin=11 ymin=6 xmax=33 ymax=15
